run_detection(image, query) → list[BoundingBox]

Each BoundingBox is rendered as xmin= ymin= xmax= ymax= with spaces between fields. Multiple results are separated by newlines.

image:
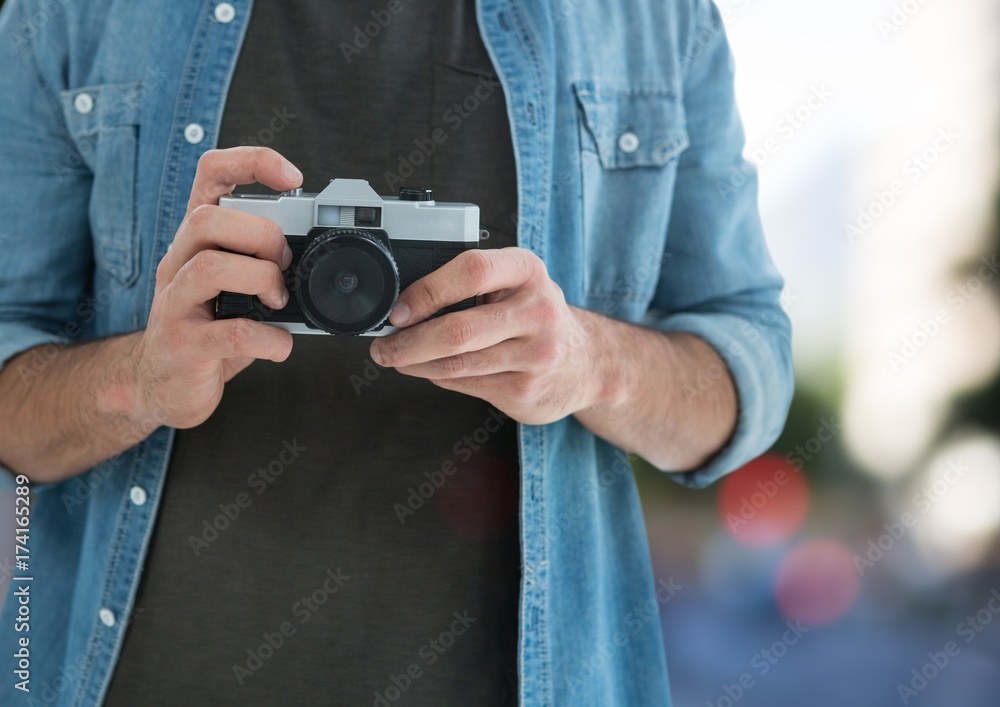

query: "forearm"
xmin=572 ymin=307 xmax=737 ymax=472
xmin=0 ymin=333 xmax=148 ymax=484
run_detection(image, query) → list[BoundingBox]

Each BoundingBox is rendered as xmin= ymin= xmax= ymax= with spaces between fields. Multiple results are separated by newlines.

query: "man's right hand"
xmin=125 ymin=147 xmax=304 ymax=430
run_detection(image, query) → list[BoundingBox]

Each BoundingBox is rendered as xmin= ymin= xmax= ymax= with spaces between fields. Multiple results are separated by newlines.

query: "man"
xmin=0 ymin=0 xmax=792 ymax=705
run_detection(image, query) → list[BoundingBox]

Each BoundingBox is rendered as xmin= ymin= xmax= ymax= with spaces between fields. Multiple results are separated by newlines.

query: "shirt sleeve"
xmin=0 ymin=0 xmax=95 ymax=484
xmin=0 ymin=1 xmax=94 ymax=370
xmin=643 ymin=0 xmax=794 ymax=488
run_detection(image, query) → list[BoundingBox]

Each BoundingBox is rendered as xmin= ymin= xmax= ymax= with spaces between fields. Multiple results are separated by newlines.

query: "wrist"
xmin=94 ymin=333 xmax=148 ymax=426
xmin=570 ymin=307 xmax=634 ymax=413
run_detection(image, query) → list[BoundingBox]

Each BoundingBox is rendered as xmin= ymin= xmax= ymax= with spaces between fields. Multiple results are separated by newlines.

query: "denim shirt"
xmin=0 ymin=0 xmax=792 ymax=705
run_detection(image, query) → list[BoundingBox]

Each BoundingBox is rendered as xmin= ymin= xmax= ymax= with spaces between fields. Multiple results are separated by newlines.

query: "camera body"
xmin=215 ymin=179 xmax=482 ymax=336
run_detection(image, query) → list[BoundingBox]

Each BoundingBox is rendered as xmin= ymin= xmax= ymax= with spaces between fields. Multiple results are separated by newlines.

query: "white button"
xmin=99 ymin=608 xmax=116 ymax=627
xmin=73 ymin=93 xmax=94 ymax=115
xmin=214 ymin=3 xmax=236 ymax=23
xmin=129 ymin=486 xmax=147 ymax=506
xmin=184 ymin=123 xmax=205 ymax=144
xmin=618 ymin=131 xmax=640 ymax=154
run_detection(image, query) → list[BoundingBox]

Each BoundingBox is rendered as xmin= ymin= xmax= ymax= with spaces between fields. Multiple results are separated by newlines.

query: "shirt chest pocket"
xmin=572 ymin=82 xmax=689 ymax=314
xmin=60 ymin=82 xmax=143 ymax=287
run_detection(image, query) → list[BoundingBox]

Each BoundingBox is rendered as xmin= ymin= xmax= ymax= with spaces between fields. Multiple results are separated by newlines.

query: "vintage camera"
xmin=215 ymin=179 xmax=483 ymax=336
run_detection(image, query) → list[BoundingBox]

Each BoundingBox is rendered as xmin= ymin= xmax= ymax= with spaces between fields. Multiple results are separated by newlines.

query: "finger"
xmin=158 ymin=206 xmax=290 ymax=286
xmin=222 ymin=355 xmax=255 ymax=381
xmin=195 ymin=318 xmax=293 ymax=363
xmin=389 ymin=248 xmax=543 ymax=327
xmin=426 ymin=372 xmax=523 ymax=401
xmin=395 ymin=339 xmax=523 ymax=380
xmin=186 ymin=146 xmax=303 ymax=216
xmin=166 ymin=249 xmax=289 ymax=314
xmin=372 ymin=302 xmax=525 ymax=368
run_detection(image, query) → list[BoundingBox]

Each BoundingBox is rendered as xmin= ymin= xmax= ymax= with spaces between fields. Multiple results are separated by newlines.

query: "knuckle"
xmin=510 ymin=375 xmax=537 ymax=402
xmin=534 ymin=298 xmax=562 ymax=327
xmin=418 ymin=277 xmax=445 ymax=310
xmin=196 ymin=149 xmax=221 ymax=173
xmin=523 ymin=250 xmax=547 ymax=279
xmin=244 ymin=146 xmax=274 ymax=177
xmin=185 ymin=203 xmax=216 ymax=231
xmin=225 ymin=318 xmax=255 ymax=354
xmin=187 ymin=249 xmax=220 ymax=280
xmin=443 ymin=354 xmax=466 ymax=377
xmin=378 ymin=334 xmax=402 ymax=364
xmin=489 ymin=304 xmax=509 ymax=329
xmin=463 ymin=250 xmax=494 ymax=290
xmin=534 ymin=339 xmax=561 ymax=367
xmin=446 ymin=316 xmax=475 ymax=348
xmin=248 ymin=145 xmax=271 ymax=166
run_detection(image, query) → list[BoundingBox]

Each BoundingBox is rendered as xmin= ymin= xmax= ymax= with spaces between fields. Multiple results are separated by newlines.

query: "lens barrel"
xmin=295 ymin=229 xmax=399 ymax=335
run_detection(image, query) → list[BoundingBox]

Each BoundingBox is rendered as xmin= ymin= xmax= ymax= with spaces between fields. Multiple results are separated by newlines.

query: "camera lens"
xmin=295 ymin=229 xmax=399 ymax=335
xmin=334 ymin=271 xmax=359 ymax=294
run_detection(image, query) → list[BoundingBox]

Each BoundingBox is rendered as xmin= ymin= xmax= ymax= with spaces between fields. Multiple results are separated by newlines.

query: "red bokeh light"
xmin=717 ymin=453 xmax=810 ymax=547
xmin=775 ymin=540 xmax=860 ymax=626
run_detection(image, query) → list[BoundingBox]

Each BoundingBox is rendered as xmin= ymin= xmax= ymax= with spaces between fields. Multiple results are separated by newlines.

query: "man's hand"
xmin=123 ymin=147 xmax=304 ymax=429
xmin=369 ymin=246 xmax=738 ymax=471
xmin=0 ymin=146 xmax=309 ymax=481
xmin=369 ymin=248 xmax=611 ymax=425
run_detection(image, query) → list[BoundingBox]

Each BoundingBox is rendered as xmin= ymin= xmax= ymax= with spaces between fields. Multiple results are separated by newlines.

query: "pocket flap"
xmin=573 ymin=81 xmax=689 ymax=169
xmin=60 ymin=82 xmax=144 ymax=137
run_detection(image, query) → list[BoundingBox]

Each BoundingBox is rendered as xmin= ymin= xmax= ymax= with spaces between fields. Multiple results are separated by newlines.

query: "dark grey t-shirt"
xmin=105 ymin=2 xmax=520 ymax=705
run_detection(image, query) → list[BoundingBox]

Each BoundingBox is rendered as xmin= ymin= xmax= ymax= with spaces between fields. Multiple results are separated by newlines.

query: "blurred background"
xmin=638 ymin=1 xmax=1000 ymax=705
xmin=1 ymin=0 xmax=998 ymax=705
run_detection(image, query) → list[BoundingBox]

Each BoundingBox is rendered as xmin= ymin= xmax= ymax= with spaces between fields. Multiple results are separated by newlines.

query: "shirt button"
xmin=99 ymin=608 xmax=116 ymax=627
xmin=129 ymin=486 xmax=147 ymax=506
xmin=618 ymin=131 xmax=640 ymax=154
xmin=214 ymin=3 xmax=236 ymax=23
xmin=73 ymin=92 xmax=94 ymax=115
xmin=184 ymin=123 xmax=205 ymax=144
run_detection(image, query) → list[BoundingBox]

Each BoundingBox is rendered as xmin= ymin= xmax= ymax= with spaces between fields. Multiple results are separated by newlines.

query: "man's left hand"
xmin=370 ymin=247 xmax=601 ymax=424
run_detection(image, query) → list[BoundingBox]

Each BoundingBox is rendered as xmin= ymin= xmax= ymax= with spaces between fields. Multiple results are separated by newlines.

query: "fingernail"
xmin=390 ymin=302 xmax=410 ymax=327
xmin=282 ymin=160 xmax=303 ymax=184
xmin=280 ymin=288 xmax=289 ymax=308
xmin=370 ymin=343 xmax=384 ymax=365
xmin=281 ymin=243 xmax=293 ymax=270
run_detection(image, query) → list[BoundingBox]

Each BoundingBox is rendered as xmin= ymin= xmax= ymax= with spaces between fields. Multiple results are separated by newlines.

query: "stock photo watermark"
xmin=237 ymin=106 xmax=297 ymax=147
xmin=187 ymin=439 xmax=307 ymax=556
xmin=845 ymin=126 xmax=959 ymax=245
xmin=564 ymin=577 xmax=683 ymax=693
xmin=853 ymin=458 xmax=966 ymax=575
xmin=877 ymin=0 xmax=933 ymax=38
xmin=392 ymin=408 xmax=509 ymax=524
xmin=887 ymin=252 xmax=998 ymax=372
xmin=717 ymin=85 xmax=834 ymax=200
xmin=895 ymin=588 xmax=1000 ymax=704
xmin=682 ymin=288 xmax=798 ymax=402
xmin=704 ymin=620 xmax=811 ymax=707
xmin=232 ymin=567 xmax=350 ymax=686
xmin=382 ymin=75 xmax=501 ymax=193
xmin=372 ymin=609 xmax=477 ymax=706
xmin=339 ymin=0 xmax=414 ymax=63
